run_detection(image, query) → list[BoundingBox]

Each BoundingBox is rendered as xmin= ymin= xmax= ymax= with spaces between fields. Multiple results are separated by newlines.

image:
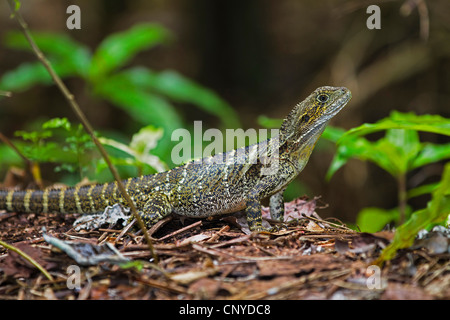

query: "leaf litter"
xmin=0 ymin=195 xmax=449 ymax=300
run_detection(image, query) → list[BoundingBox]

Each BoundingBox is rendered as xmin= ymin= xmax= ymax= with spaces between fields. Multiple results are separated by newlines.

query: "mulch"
xmin=0 ymin=196 xmax=449 ymax=301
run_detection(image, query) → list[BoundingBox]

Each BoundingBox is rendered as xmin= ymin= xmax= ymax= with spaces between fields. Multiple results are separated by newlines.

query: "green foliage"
xmin=9 ymin=118 xmax=167 ymax=183
xmin=12 ymin=118 xmax=95 ymax=177
xmin=356 ymin=207 xmax=407 ymax=233
xmin=99 ymin=125 xmax=168 ymax=176
xmin=327 ymin=111 xmax=450 ymax=232
xmin=327 ymin=112 xmax=450 ymax=180
xmin=89 ymin=24 xmax=171 ymax=81
xmin=377 ymin=162 xmax=450 ymax=263
xmin=0 ymin=23 xmax=241 ymax=164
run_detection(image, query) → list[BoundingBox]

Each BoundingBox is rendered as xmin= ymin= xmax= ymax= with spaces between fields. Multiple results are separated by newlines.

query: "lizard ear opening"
xmin=300 ymin=114 xmax=310 ymax=123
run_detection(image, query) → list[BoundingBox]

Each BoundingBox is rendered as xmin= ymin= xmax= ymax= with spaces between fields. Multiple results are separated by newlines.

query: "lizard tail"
xmin=0 ymin=182 xmax=126 ymax=214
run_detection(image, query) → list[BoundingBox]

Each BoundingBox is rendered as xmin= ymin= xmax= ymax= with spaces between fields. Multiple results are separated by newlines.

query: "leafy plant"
xmin=327 ymin=111 xmax=450 ymax=231
xmin=99 ymin=125 xmax=168 ymax=176
xmin=0 ymin=23 xmax=240 ymax=164
xmin=9 ymin=117 xmax=168 ymax=184
xmin=376 ymin=162 xmax=450 ymax=264
xmin=12 ymin=117 xmax=96 ymax=179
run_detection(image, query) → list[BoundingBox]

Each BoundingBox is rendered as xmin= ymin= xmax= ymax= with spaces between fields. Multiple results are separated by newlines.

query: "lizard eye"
xmin=317 ymin=94 xmax=329 ymax=103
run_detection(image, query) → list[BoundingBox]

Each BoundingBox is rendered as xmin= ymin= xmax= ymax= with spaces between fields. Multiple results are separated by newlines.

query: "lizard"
xmin=0 ymin=86 xmax=351 ymax=231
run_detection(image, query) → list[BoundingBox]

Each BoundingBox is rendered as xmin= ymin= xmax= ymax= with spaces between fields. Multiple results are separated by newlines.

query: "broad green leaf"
xmin=330 ymin=113 xmax=450 ymax=180
xmin=327 ymin=134 xmax=401 ymax=179
xmin=356 ymin=207 xmax=400 ymax=233
xmin=4 ymin=31 xmax=91 ymax=78
xmin=0 ymin=62 xmax=52 ymax=91
xmin=326 ymin=135 xmax=364 ymax=180
xmin=411 ymin=142 xmax=450 ymax=169
xmin=342 ymin=111 xmax=450 ymax=140
xmin=115 ymin=67 xmax=240 ymax=128
xmin=89 ymin=23 xmax=171 ymax=80
xmin=385 ymin=129 xmax=421 ymax=170
xmin=94 ymin=71 xmax=183 ymax=130
xmin=0 ymin=59 xmax=84 ymax=92
xmin=94 ymin=72 xmax=183 ymax=162
xmin=407 ymin=182 xmax=439 ymax=199
xmin=369 ymin=138 xmax=406 ymax=176
xmin=100 ymin=126 xmax=168 ymax=173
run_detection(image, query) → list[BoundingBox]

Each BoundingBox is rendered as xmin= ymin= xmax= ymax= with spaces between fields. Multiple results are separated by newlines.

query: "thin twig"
xmin=5 ymin=0 xmax=157 ymax=262
xmin=0 ymin=131 xmax=43 ymax=188
xmin=156 ymin=221 xmax=202 ymax=242
xmin=0 ymin=131 xmax=30 ymax=166
xmin=0 ymin=239 xmax=54 ymax=281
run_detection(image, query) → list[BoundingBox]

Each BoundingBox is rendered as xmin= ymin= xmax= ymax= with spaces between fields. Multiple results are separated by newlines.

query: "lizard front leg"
xmin=269 ymin=187 xmax=286 ymax=221
xmin=246 ymin=188 xmax=286 ymax=232
xmin=135 ymin=193 xmax=173 ymax=227
xmin=245 ymin=179 xmax=279 ymax=232
xmin=245 ymin=194 xmax=266 ymax=232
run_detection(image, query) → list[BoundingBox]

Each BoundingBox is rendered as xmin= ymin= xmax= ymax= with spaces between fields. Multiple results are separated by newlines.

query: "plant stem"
xmin=6 ymin=0 xmax=158 ymax=262
xmin=0 ymin=131 xmax=43 ymax=188
xmin=397 ymin=173 xmax=407 ymax=225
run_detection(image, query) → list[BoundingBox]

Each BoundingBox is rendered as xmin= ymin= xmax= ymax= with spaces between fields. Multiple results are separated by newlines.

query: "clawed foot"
xmin=250 ymin=222 xmax=285 ymax=233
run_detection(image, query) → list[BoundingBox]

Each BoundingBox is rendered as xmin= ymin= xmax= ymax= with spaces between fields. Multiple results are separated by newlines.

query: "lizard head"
xmin=280 ymin=86 xmax=351 ymax=144
xmin=278 ymin=86 xmax=351 ymax=168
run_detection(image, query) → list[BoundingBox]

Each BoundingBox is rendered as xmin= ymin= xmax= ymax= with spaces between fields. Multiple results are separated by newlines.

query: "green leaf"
xmin=94 ymin=71 xmax=183 ymax=130
xmin=42 ymin=117 xmax=71 ymax=131
xmin=321 ymin=126 xmax=346 ymax=143
xmin=14 ymin=0 xmax=21 ymax=11
xmin=411 ymin=142 xmax=450 ymax=169
xmin=326 ymin=134 xmax=362 ymax=180
xmin=130 ymin=126 xmax=163 ymax=155
xmin=116 ymin=67 xmax=240 ymax=128
xmin=94 ymin=71 xmax=183 ymax=162
xmin=100 ymin=126 xmax=168 ymax=173
xmin=407 ymin=182 xmax=440 ymax=199
xmin=9 ymin=0 xmax=21 ymax=18
xmin=378 ymin=162 xmax=450 ymax=262
xmin=0 ymin=62 xmax=52 ymax=91
xmin=356 ymin=207 xmax=400 ymax=233
xmin=89 ymin=23 xmax=171 ymax=80
xmin=385 ymin=128 xmax=421 ymax=168
xmin=0 ymin=58 xmax=86 ymax=92
xmin=15 ymin=129 xmax=52 ymax=143
xmin=342 ymin=111 xmax=450 ymax=141
xmin=329 ymin=112 xmax=450 ymax=180
xmin=257 ymin=116 xmax=283 ymax=129
xmin=327 ymin=134 xmax=402 ymax=179
xmin=4 ymin=31 xmax=91 ymax=78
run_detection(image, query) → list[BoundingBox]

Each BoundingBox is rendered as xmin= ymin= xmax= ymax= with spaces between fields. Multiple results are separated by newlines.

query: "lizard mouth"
xmin=296 ymin=87 xmax=351 ymax=144
xmin=324 ymin=87 xmax=352 ymax=118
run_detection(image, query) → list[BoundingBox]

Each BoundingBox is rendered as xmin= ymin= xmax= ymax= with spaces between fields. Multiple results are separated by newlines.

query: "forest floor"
xmin=0 ymin=196 xmax=449 ymax=301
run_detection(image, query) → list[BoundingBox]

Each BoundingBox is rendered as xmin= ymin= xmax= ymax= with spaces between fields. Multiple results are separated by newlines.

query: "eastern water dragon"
xmin=0 ymin=86 xmax=351 ymax=231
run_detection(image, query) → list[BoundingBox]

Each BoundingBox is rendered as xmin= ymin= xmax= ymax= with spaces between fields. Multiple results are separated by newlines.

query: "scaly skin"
xmin=0 ymin=86 xmax=351 ymax=231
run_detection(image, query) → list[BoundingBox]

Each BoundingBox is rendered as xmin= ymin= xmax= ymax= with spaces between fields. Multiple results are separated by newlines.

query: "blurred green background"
xmin=0 ymin=0 xmax=449 ymax=224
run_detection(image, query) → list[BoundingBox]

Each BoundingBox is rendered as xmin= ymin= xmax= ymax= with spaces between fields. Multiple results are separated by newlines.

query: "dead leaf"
xmin=306 ymin=220 xmax=324 ymax=232
xmin=0 ymin=241 xmax=54 ymax=278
